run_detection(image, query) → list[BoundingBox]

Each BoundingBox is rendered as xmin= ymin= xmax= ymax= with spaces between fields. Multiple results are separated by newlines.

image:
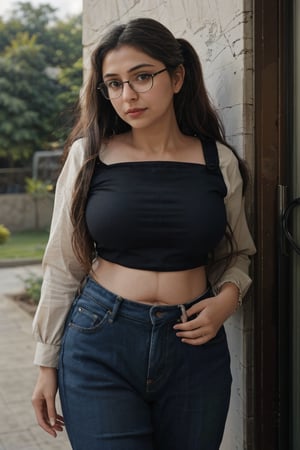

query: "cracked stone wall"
xmin=82 ymin=1 xmax=254 ymax=448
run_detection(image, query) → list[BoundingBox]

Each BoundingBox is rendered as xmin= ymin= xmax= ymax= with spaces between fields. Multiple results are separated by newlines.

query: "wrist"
xmin=216 ymin=282 xmax=240 ymax=312
xmin=39 ymin=366 xmax=57 ymax=373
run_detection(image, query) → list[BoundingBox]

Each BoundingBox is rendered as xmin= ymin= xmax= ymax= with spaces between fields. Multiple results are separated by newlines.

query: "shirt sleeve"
xmin=32 ymin=139 xmax=86 ymax=368
xmin=207 ymin=142 xmax=256 ymax=303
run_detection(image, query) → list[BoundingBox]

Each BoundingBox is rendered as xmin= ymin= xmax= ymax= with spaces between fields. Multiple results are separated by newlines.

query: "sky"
xmin=0 ymin=0 xmax=82 ymax=19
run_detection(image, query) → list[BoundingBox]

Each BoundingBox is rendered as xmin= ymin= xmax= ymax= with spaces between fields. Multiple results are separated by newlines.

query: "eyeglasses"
xmin=97 ymin=68 xmax=168 ymax=100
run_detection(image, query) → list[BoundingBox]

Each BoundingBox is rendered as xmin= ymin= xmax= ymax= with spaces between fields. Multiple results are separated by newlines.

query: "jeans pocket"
xmin=68 ymin=300 xmax=110 ymax=333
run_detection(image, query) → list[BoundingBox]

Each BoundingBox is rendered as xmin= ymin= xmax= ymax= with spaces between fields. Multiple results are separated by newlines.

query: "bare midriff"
xmin=90 ymin=257 xmax=208 ymax=305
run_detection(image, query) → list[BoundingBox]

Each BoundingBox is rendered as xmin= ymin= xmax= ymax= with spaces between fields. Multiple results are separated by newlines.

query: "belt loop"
xmin=109 ymin=295 xmax=123 ymax=323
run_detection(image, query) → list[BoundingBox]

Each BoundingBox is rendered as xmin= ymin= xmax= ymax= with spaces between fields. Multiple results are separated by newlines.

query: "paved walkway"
xmin=0 ymin=265 xmax=71 ymax=450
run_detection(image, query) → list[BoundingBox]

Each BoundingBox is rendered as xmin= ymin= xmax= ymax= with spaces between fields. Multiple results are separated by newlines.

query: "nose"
xmin=122 ymin=81 xmax=138 ymax=100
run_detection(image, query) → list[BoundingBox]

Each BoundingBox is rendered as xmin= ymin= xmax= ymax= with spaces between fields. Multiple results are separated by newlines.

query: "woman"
xmin=32 ymin=17 xmax=256 ymax=450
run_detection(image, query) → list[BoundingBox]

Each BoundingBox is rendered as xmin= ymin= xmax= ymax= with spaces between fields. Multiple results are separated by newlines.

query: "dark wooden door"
xmin=254 ymin=0 xmax=293 ymax=449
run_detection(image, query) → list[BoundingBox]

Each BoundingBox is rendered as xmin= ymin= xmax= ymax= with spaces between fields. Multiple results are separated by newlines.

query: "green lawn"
xmin=0 ymin=230 xmax=49 ymax=260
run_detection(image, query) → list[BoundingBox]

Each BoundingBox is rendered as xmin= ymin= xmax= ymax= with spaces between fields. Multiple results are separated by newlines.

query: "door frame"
xmin=254 ymin=0 xmax=293 ymax=448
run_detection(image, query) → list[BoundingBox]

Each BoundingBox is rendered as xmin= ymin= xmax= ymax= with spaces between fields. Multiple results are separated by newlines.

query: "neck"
xmin=130 ymin=116 xmax=183 ymax=155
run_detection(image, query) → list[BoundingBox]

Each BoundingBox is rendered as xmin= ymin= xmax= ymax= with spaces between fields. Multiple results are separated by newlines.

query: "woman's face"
xmin=101 ymin=45 xmax=184 ymax=130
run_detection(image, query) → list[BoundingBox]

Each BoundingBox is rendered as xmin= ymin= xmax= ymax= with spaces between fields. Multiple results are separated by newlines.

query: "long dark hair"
xmin=65 ymin=17 xmax=248 ymax=273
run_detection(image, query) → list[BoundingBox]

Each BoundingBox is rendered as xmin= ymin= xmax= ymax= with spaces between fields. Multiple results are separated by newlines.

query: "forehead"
xmin=102 ymin=45 xmax=161 ymax=75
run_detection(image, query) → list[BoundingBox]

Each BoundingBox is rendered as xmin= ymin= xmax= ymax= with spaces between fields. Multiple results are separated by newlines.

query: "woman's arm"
xmin=173 ymin=143 xmax=256 ymax=344
xmin=208 ymin=142 xmax=256 ymax=303
xmin=32 ymin=139 xmax=87 ymax=435
xmin=32 ymin=138 xmax=86 ymax=368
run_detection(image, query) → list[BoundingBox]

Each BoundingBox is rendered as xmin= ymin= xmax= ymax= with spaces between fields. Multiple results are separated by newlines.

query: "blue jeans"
xmin=58 ymin=277 xmax=232 ymax=450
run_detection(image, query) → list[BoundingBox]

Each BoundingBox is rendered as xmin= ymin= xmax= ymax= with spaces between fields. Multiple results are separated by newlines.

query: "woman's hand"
xmin=32 ymin=366 xmax=65 ymax=437
xmin=173 ymin=283 xmax=239 ymax=346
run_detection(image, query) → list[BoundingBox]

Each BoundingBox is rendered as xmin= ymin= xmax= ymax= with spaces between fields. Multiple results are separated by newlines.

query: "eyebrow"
xmin=103 ymin=63 xmax=156 ymax=79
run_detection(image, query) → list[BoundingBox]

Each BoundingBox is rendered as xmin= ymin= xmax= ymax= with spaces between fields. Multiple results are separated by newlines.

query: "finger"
xmin=45 ymin=396 xmax=58 ymax=430
xmin=54 ymin=415 xmax=65 ymax=426
xmin=52 ymin=416 xmax=65 ymax=432
xmin=53 ymin=422 xmax=64 ymax=432
xmin=186 ymin=298 xmax=212 ymax=317
xmin=173 ymin=315 xmax=205 ymax=331
xmin=175 ymin=326 xmax=210 ymax=340
xmin=51 ymin=415 xmax=64 ymax=424
xmin=32 ymin=398 xmax=57 ymax=437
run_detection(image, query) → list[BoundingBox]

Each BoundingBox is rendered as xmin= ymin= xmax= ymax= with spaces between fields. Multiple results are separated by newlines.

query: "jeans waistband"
xmin=78 ymin=276 xmax=212 ymax=325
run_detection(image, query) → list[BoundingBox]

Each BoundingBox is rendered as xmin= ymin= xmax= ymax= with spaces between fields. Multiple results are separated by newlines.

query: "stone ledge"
xmin=0 ymin=258 xmax=42 ymax=268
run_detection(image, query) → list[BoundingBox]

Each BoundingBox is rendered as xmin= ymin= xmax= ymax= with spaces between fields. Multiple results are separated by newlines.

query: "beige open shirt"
xmin=32 ymin=139 xmax=256 ymax=368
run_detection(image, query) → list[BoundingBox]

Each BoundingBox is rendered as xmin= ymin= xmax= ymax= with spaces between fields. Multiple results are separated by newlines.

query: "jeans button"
xmin=154 ymin=311 xmax=164 ymax=318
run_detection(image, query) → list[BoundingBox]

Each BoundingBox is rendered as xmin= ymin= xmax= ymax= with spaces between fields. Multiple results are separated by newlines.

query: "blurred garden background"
xmin=0 ymin=4 xmax=81 ymax=448
xmin=0 ymin=0 xmax=82 ymax=266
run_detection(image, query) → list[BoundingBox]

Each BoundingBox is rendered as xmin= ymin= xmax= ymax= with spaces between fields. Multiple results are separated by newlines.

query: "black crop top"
xmin=85 ymin=139 xmax=227 ymax=271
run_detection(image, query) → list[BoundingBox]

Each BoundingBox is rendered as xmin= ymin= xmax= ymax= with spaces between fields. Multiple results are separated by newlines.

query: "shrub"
xmin=0 ymin=224 xmax=10 ymax=244
xmin=25 ymin=177 xmax=53 ymax=196
xmin=25 ymin=177 xmax=54 ymax=230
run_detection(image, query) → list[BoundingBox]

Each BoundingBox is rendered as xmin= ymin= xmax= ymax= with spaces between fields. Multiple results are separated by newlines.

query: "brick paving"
xmin=0 ymin=265 xmax=71 ymax=450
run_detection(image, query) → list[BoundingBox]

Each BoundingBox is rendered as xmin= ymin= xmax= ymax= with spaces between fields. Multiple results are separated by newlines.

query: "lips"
xmin=125 ymin=108 xmax=147 ymax=115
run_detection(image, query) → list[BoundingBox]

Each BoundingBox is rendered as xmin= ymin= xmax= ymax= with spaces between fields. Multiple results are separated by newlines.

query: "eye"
xmin=106 ymin=80 xmax=122 ymax=90
xmin=135 ymin=73 xmax=152 ymax=83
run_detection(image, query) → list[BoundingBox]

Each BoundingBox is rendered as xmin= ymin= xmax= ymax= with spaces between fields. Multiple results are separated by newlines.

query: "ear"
xmin=172 ymin=64 xmax=185 ymax=94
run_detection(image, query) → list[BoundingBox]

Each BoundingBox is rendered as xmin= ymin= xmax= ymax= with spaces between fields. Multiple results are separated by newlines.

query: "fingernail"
xmin=50 ymin=418 xmax=56 ymax=426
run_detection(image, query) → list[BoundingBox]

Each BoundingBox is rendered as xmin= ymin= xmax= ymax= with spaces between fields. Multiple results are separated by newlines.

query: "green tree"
xmin=43 ymin=14 xmax=82 ymax=68
xmin=0 ymin=2 xmax=82 ymax=166
xmin=0 ymin=2 xmax=56 ymax=54
xmin=0 ymin=32 xmax=60 ymax=164
xmin=10 ymin=1 xmax=57 ymax=36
